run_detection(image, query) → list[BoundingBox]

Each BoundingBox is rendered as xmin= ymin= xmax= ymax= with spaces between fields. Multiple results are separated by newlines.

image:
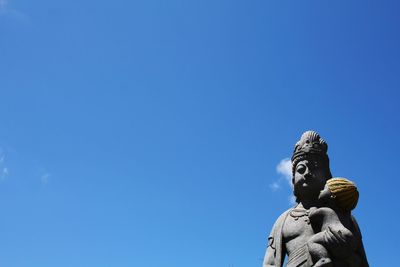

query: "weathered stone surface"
xmin=263 ymin=131 xmax=369 ymax=267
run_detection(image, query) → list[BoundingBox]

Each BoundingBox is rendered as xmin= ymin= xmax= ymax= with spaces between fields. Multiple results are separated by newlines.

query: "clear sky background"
xmin=1 ymin=0 xmax=399 ymax=266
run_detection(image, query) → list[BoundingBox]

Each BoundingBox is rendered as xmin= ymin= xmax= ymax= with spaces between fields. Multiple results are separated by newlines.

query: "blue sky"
xmin=1 ymin=0 xmax=399 ymax=266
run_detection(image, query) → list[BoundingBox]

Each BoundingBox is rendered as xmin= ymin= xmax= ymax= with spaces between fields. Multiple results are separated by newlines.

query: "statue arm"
xmin=263 ymin=236 xmax=279 ymax=267
xmin=262 ymin=211 xmax=289 ymax=267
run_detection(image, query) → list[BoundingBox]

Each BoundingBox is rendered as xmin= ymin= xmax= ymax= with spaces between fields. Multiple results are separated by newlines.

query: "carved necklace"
xmin=289 ymin=206 xmax=311 ymax=224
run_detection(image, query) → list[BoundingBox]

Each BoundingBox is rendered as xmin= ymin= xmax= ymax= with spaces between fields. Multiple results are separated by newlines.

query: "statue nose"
xmin=304 ymin=170 xmax=312 ymax=179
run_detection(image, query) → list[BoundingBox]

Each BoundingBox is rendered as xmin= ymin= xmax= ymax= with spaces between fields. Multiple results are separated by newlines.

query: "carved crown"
xmin=292 ymin=131 xmax=328 ymax=159
xmin=291 ymin=131 xmax=331 ymax=177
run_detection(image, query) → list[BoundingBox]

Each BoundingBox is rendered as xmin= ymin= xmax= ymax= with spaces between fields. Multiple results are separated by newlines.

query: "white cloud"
xmin=0 ymin=167 xmax=8 ymax=180
xmin=269 ymin=182 xmax=280 ymax=191
xmin=276 ymin=158 xmax=292 ymax=186
xmin=289 ymin=195 xmax=296 ymax=205
xmin=268 ymin=158 xmax=296 ymax=205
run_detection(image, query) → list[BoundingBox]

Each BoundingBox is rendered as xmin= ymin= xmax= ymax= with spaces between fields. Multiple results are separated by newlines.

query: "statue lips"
xmin=294 ymin=177 xmax=312 ymax=196
xmin=299 ymin=175 xmax=311 ymax=187
xmin=302 ymin=172 xmax=319 ymax=188
xmin=301 ymin=179 xmax=309 ymax=187
xmin=299 ymin=176 xmax=321 ymax=194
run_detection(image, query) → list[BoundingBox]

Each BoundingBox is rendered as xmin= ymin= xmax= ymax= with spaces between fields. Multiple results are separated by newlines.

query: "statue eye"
xmin=296 ymin=164 xmax=306 ymax=174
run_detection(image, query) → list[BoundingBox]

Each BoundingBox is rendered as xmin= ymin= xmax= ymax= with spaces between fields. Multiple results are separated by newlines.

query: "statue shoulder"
xmin=269 ymin=208 xmax=293 ymax=235
xmin=276 ymin=208 xmax=292 ymax=226
xmin=263 ymin=208 xmax=293 ymax=267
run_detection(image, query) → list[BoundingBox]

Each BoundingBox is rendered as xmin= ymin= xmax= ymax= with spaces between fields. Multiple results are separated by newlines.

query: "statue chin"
xmin=294 ymin=185 xmax=319 ymax=200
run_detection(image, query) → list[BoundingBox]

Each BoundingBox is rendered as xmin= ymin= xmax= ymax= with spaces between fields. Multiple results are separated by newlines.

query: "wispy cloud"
xmin=2 ymin=167 xmax=8 ymax=177
xmin=40 ymin=173 xmax=50 ymax=185
xmin=288 ymin=195 xmax=296 ymax=205
xmin=0 ymin=150 xmax=9 ymax=181
xmin=269 ymin=182 xmax=280 ymax=191
xmin=276 ymin=158 xmax=292 ymax=186
xmin=269 ymin=158 xmax=295 ymax=205
xmin=0 ymin=0 xmax=8 ymax=10
xmin=269 ymin=158 xmax=292 ymax=191
xmin=0 ymin=146 xmax=52 ymax=187
xmin=0 ymin=0 xmax=30 ymax=24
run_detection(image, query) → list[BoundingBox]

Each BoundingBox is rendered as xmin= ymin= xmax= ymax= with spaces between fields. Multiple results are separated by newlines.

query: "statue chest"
xmin=282 ymin=213 xmax=316 ymax=255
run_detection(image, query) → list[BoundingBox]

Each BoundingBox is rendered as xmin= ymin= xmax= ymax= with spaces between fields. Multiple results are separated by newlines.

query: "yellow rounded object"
xmin=327 ymin=178 xmax=359 ymax=211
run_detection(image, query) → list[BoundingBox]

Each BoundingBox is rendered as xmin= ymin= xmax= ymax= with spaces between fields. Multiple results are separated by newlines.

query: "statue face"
xmin=293 ymin=159 xmax=327 ymax=201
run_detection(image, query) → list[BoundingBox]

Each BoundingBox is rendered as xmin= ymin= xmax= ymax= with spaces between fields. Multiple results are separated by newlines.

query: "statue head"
xmin=291 ymin=131 xmax=332 ymax=203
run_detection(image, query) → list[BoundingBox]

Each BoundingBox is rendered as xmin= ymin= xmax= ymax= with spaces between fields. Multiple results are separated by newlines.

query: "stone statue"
xmin=263 ymin=131 xmax=369 ymax=267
